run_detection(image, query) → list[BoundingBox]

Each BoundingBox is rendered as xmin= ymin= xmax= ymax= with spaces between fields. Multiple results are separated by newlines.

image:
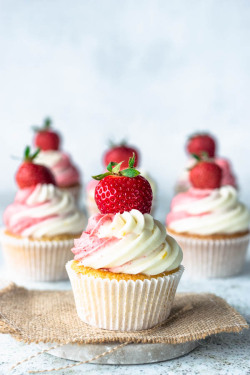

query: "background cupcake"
xmin=33 ymin=118 xmax=82 ymax=203
xmin=167 ymin=157 xmax=249 ymax=279
xmin=86 ymin=141 xmax=157 ymax=216
xmin=175 ymin=133 xmax=237 ymax=193
xmin=67 ymin=157 xmax=183 ymax=331
xmin=1 ymin=147 xmax=86 ymax=282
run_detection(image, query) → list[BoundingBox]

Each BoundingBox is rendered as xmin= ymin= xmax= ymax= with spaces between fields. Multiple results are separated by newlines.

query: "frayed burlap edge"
xmin=0 ymin=283 xmax=248 ymax=346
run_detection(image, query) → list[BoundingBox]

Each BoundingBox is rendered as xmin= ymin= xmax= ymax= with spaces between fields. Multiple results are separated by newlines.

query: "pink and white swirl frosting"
xmin=4 ymin=184 xmax=86 ymax=238
xmin=72 ymin=209 xmax=182 ymax=276
xmin=167 ymin=186 xmax=249 ymax=235
xmin=35 ymin=151 xmax=80 ymax=187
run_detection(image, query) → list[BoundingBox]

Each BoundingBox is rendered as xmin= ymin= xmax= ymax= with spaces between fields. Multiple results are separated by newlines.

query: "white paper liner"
xmin=1 ymin=231 xmax=75 ymax=282
xmin=66 ymin=261 xmax=184 ymax=331
xmin=169 ymin=232 xmax=250 ymax=279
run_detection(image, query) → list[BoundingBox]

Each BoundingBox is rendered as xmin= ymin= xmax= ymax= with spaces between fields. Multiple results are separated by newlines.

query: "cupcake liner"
xmin=169 ymin=232 xmax=250 ymax=279
xmin=1 ymin=231 xmax=75 ymax=282
xmin=66 ymin=261 xmax=184 ymax=331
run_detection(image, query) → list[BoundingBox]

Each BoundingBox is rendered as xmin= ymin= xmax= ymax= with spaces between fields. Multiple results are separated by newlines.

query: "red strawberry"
xmin=189 ymin=156 xmax=222 ymax=189
xmin=103 ymin=141 xmax=139 ymax=169
xmin=187 ymin=133 xmax=216 ymax=158
xmin=16 ymin=146 xmax=56 ymax=189
xmin=93 ymin=154 xmax=152 ymax=214
xmin=33 ymin=117 xmax=60 ymax=151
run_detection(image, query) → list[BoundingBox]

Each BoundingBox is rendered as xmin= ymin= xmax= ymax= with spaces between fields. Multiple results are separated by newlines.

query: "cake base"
xmin=39 ymin=341 xmax=199 ymax=364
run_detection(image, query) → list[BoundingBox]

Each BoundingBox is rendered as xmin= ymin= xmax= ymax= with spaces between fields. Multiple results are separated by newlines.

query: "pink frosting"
xmin=86 ymin=179 xmax=98 ymax=192
xmin=72 ymin=213 xmax=120 ymax=261
xmin=52 ymin=153 xmax=80 ymax=187
xmin=166 ymin=188 xmax=212 ymax=226
xmin=4 ymin=186 xmax=50 ymax=234
xmin=215 ymin=158 xmax=237 ymax=188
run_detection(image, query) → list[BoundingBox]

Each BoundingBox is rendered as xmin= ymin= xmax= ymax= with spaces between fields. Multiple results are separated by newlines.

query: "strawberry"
xmin=189 ymin=155 xmax=222 ymax=189
xmin=93 ymin=154 xmax=152 ymax=214
xmin=187 ymin=133 xmax=216 ymax=158
xmin=33 ymin=117 xmax=60 ymax=151
xmin=16 ymin=146 xmax=56 ymax=189
xmin=103 ymin=141 xmax=139 ymax=169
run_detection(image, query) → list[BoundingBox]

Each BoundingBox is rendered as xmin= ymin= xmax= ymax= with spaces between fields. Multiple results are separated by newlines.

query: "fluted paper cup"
xmin=169 ymin=232 xmax=250 ymax=279
xmin=1 ymin=231 xmax=75 ymax=282
xmin=66 ymin=261 xmax=184 ymax=331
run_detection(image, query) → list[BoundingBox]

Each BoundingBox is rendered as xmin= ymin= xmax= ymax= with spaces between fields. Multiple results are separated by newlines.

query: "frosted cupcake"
xmin=175 ymin=133 xmax=237 ymax=193
xmin=33 ymin=118 xmax=82 ymax=203
xmin=167 ymin=157 xmax=249 ymax=279
xmin=67 ymin=155 xmax=183 ymax=331
xmin=86 ymin=141 xmax=157 ymax=216
xmin=1 ymin=147 xmax=86 ymax=282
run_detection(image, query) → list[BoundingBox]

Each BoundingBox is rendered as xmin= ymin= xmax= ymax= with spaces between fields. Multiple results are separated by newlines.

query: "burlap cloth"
xmin=0 ymin=282 xmax=248 ymax=346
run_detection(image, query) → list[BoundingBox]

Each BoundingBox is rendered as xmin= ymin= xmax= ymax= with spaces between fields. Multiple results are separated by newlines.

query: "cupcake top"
xmin=72 ymin=209 xmax=182 ymax=275
xmin=4 ymin=146 xmax=85 ymax=238
xmin=33 ymin=118 xmax=81 ymax=188
xmin=176 ymin=157 xmax=237 ymax=192
xmin=35 ymin=151 xmax=80 ymax=187
xmin=4 ymin=183 xmax=86 ymax=238
xmin=167 ymin=186 xmax=249 ymax=235
xmin=176 ymin=133 xmax=237 ymax=192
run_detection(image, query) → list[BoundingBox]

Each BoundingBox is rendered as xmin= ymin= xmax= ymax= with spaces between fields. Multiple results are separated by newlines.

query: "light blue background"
xmin=0 ymin=0 xmax=249 ymax=216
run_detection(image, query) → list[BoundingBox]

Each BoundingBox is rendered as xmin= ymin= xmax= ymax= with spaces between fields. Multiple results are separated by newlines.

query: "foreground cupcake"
xmin=86 ymin=141 xmax=157 ymax=216
xmin=175 ymin=133 xmax=237 ymax=193
xmin=1 ymin=147 xmax=86 ymax=282
xmin=167 ymin=156 xmax=249 ymax=279
xmin=67 ymin=155 xmax=183 ymax=331
xmin=33 ymin=118 xmax=82 ymax=202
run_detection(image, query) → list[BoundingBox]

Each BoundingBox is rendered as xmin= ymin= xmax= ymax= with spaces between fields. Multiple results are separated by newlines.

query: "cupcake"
xmin=175 ymin=133 xmax=237 ymax=193
xmin=86 ymin=141 xmax=157 ymax=216
xmin=1 ymin=147 xmax=86 ymax=282
xmin=167 ymin=157 xmax=249 ymax=279
xmin=67 ymin=155 xmax=183 ymax=331
xmin=33 ymin=118 xmax=82 ymax=203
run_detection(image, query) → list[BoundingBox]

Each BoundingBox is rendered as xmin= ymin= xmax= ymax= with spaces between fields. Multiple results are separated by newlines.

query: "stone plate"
xmin=40 ymin=341 xmax=199 ymax=365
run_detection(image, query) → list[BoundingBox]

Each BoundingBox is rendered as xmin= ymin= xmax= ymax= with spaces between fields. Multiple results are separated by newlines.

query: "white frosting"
xmin=77 ymin=209 xmax=183 ymax=275
xmin=9 ymin=184 xmax=86 ymax=238
xmin=35 ymin=150 xmax=62 ymax=168
xmin=169 ymin=186 xmax=250 ymax=235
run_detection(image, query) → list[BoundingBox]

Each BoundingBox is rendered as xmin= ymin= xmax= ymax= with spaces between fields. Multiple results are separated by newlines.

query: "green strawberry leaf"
xmin=112 ymin=161 xmax=123 ymax=174
xmin=191 ymin=154 xmax=201 ymax=161
xmin=31 ymin=148 xmax=40 ymax=161
xmin=107 ymin=161 xmax=118 ymax=173
xmin=24 ymin=146 xmax=30 ymax=160
xmin=92 ymin=172 xmax=112 ymax=180
xmin=121 ymin=168 xmax=140 ymax=178
xmin=44 ymin=117 xmax=52 ymax=129
xmin=128 ymin=153 xmax=135 ymax=168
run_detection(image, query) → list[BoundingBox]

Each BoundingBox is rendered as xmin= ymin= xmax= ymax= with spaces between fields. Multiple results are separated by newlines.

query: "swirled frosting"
xmin=167 ymin=186 xmax=249 ymax=235
xmin=4 ymin=184 xmax=86 ymax=238
xmin=72 ymin=209 xmax=183 ymax=275
xmin=35 ymin=151 xmax=80 ymax=187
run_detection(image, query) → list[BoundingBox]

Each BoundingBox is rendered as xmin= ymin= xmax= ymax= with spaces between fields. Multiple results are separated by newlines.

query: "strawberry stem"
xmin=23 ymin=146 xmax=40 ymax=162
xmin=92 ymin=153 xmax=140 ymax=180
xmin=108 ymin=139 xmax=127 ymax=149
xmin=33 ymin=117 xmax=52 ymax=133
